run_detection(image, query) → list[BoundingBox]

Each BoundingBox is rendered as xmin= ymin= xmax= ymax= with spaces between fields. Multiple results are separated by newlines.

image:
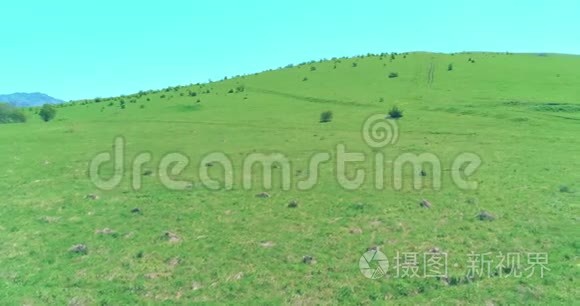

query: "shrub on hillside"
xmin=39 ymin=104 xmax=56 ymax=122
xmin=388 ymin=106 xmax=403 ymax=119
xmin=320 ymin=111 xmax=333 ymax=123
xmin=0 ymin=103 xmax=26 ymax=124
xmin=388 ymin=72 xmax=399 ymax=78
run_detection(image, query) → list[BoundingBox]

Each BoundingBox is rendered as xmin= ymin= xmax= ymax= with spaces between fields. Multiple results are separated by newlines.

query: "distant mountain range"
xmin=0 ymin=93 xmax=64 ymax=107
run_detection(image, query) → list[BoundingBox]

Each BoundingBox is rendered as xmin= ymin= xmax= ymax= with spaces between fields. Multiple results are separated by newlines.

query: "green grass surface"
xmin=0 ymin=52 xmax=579 ymax=304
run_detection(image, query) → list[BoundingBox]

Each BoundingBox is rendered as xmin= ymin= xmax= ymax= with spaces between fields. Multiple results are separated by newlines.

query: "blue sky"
xmin=1 ymin=0 xmax=578 ymax=101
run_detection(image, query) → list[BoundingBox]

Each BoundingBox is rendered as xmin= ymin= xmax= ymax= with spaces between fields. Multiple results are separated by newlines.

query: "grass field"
xmin=1 ymin=52 xmax=579 ymax=304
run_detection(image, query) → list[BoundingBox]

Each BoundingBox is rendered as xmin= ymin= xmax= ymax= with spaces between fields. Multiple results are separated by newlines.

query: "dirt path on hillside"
xmin=427 ymin=62 xmax=435 ymax=87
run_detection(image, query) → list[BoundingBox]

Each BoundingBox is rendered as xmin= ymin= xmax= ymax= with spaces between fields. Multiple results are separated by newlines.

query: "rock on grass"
xmin=85 ymin=194 xmax=99 ymax=200
xmin=95 ymin=228 xmax=116 ymax=235
xmin=256 ymin=192 xmax=271 ymax=198
xmin=69 ymin=244 xmax=88 ymax=255
xmin=302 ymin=255 xmax=316 ymax=264
xmin=260 ymin=241 xmax=276 ymax=248
xmin=163 ymin=231 xmax=181 ymax=243
xmin=477 ymin=211 xmax=495 ymax=221
xmin=420 ymin=199 xmax=432 ymax=208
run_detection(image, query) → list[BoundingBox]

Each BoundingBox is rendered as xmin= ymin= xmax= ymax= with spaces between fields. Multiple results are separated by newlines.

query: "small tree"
xmin=0 ymin=103 xmax=26 ymax=124
xmin=388 ymin=72 xmax=399 ymax=78
xmin=388 ymin=106 xmax=403 ymax=119
xmin=448 ymin=63 xmax=453 ymax=71
xmin=39 ymin=104 xmax=56 ymax=122
xmin=320 ymin=111 xmax=333 ymax=123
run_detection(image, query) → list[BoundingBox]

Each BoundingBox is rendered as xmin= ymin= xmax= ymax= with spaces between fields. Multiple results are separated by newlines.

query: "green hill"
xmin=1 ymin=52 xmax=579 ymax=304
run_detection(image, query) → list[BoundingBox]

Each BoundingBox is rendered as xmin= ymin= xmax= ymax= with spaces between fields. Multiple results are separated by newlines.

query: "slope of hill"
xmin=0 ymin=92 xmax=64 ymax=107
xmin=0 ymin=52 xmax=578 ymax=304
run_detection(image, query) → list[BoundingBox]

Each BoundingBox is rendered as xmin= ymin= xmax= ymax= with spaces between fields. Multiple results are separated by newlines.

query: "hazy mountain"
xmin=0 ymin=92 xmax=64 ymax=107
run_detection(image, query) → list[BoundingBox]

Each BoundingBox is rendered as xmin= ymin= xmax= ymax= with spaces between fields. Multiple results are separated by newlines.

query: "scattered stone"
xmin=163 ymin=231 xmax=181 ymax=243
xmin=228 ymin=272 xmax=244 ymax=281
xmin=145 ymin=272 xmax=170 ymax=279
xmin=167 ymin=257 xmax=181 ymax=267
xmin=85 ymin=194 xmax=99 ymax=200
xmin=95 ymin=228 xmax=116 ymax=235
xmin=485 ymin=300 xmax=496 ymax=306
xmin=39 ymin=216 xmax=60 ymax=223
xmin=260 ymin=241 xmax=276 ymax=248
xmin=142 ymin=170 xmax=153 ymax=176
xmin=367 ymin=245 xmax=380 ymax=252
xmin=438 ymin=275 xmax=450 ymax=286
xmin=131 ymin=207 xmax=142 ymax=214
xmin=288 ymin=200 xmax=298 ymax=208
xmin=477 ymin=211 xmax=495 ymax=221
xmin=69 ymin=244 xmax=88 ymax=255
xmin=256 ymin=192 xmax=271 ymax=198
xmin=466 ymin=198 xmax=478 ymax=205
xmin=349 ymin=227 xmax=363 ymax=235
xmin=302 ymin=255 xmax=316 ymax=265
xmin=420 ymin=199 xmax=432 ymax=208
xmin=428 ymin=247 xmax=441 ymax=253
xmin=68 ymin=297 xmax=87 ymax=306
xmin=191 ymin=281 xmax=203 ymax=291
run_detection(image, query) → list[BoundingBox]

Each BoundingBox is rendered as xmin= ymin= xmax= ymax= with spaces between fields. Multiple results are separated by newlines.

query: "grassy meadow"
xmin=0 ymin=52 xmax=579 ymax=304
